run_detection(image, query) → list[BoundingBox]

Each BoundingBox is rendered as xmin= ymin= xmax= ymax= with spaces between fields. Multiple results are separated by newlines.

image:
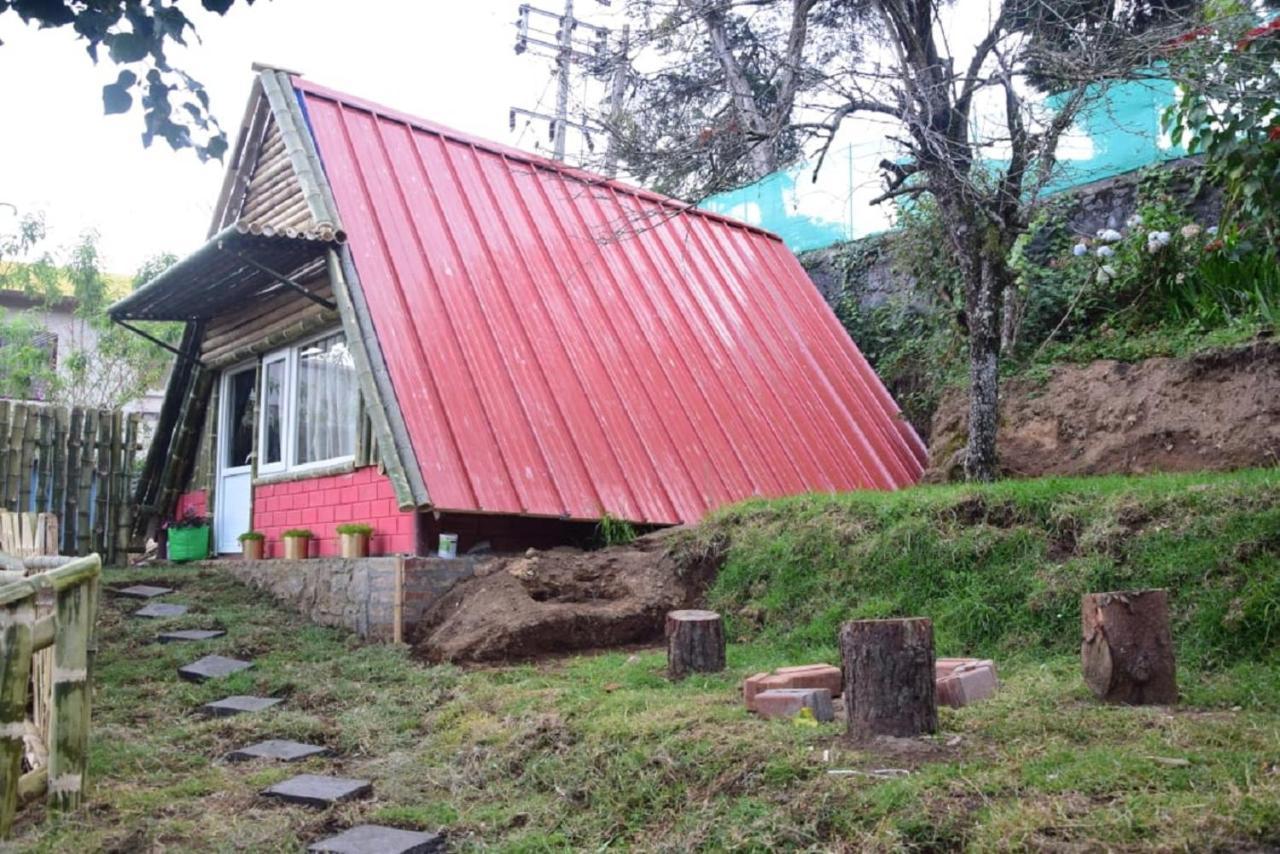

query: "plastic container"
xmin=437 ymin=532 xmax=458 ymax=560
xmin=167 ymin=526 xmax=210 ymax=563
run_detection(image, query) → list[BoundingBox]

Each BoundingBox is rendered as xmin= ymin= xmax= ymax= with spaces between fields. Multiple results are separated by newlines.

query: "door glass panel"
xmin=224 ymin=368 xmax=256 ymax=469
xmin=261 ymin=358 xmax=285 ymax=466
xmin=294 ymin=333 xmax=356 ymax=465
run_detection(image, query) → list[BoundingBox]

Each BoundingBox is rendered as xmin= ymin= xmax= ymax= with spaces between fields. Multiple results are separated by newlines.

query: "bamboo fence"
xmin=0 ymin=553 xmax=101 ymax=837
xmin=0 ymin=401 xmax=141 ymax=563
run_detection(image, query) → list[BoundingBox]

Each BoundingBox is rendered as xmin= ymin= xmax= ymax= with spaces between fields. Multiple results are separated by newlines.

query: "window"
xmin=224 ymin=366 xmax=256 ymax=470
xmin=257 ymin=330 xmax=357 ymax=473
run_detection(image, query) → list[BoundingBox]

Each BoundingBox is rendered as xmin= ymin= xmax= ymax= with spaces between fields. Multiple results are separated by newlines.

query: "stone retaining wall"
xmin=210 ymin=555 xmax=479 ymax=642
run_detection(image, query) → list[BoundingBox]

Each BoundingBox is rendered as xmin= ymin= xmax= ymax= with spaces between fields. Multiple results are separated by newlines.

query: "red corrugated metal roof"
xmin=294 ymin=77 xmax=927 ymax=525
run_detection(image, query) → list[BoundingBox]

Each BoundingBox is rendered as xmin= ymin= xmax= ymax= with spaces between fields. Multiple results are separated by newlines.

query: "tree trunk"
xmin=840 ymin=618 xmax=937 ymax=738
xmin=965 ymin=253 xmax=1002 ymax=482
xmin=1081 ymin=589 xmax=1178 ymax=705
xmin=666 ymin=610 xmax=725 ymax=680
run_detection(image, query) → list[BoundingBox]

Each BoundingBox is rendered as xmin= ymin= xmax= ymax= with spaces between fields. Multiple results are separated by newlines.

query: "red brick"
xmin=936 ymin=662 xmax=998 ymax=708
xmin=936 ymin=658 xmax=983 ymax=680
xmin=754 ymin=688 xmax=835 ymax=721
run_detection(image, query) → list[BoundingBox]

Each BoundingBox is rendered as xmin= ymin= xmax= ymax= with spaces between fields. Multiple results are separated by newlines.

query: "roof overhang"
xmin=108 ymin=223 xmax=340 ymax=322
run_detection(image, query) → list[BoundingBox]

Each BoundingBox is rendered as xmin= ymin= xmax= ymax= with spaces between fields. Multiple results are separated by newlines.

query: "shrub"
xmin=336 ymin=522 xmax=374 ymax=536
xmin=237 ymin=531 xmax=265 ymax=542
xmin=281 ymin=528 xmax=314 ymax=539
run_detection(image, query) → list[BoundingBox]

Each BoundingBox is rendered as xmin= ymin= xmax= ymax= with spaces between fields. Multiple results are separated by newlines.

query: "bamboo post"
xmin=75 ymin=413 xmax=94 ymax=558
xmin=50 ymin=408 xmax=68 ymax=555
xmin=18 ymin=408 xmax=38 ymax=514
xmin=63 ymin=409 xmax=83 ymax=556
xmin=46 ymin=566 xmax=97 ymax=812
xmin=94 ymin=414 xmax=111 ymax=559
xmin=0 ymin=594 xmax=35 ymax=837
xmin=5 ymin=404 xmax=25 ymax=512
xmin=34 ymin=410 xmax=52 ymax=515
xmin=0 ymin=401 xmax=11 ymax=512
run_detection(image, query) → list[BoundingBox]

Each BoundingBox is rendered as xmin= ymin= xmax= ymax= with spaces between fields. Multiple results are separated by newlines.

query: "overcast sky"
xmin=0 ymin=0 xmax=625 ymax=274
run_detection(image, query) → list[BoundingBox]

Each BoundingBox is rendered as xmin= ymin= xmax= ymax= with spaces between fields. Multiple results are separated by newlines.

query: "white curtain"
xmin=295 ymin=333 xmax=356 ymax=464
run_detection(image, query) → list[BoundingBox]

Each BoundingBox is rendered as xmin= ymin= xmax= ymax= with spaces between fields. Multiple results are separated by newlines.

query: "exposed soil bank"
xmin=411 ymin=528 xmax=723 ymax=663
xmin=928 ymin=341 xmax=1280 ymax=480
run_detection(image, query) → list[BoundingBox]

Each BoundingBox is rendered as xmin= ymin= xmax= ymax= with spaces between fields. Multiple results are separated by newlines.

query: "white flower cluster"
xmin=1147 ymin=230 xmax=1172 ymax=254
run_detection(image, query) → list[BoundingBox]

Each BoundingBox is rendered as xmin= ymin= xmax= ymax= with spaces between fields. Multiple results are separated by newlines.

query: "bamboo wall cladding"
xmin=0 ymin=401 xmax=141 ymax=564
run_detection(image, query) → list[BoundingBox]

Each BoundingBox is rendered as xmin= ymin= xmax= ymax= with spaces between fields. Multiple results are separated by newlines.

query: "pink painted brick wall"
xmin=253 ymin=466 xmax=416 ymax=558
xmin=176 ymin=490 xmax=208 ymax=518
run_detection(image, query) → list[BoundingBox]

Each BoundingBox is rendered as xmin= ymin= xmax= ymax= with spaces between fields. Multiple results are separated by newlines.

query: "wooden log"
xmin=840 ymin=618 xmax=937 ymax=739
xmin=0 ymin=594 xmax=35 ymax=838
xmin=665 ymin=610 xmax=725 ymax=679
xmin=1081 ymin=589 xmax=1178 ymax=705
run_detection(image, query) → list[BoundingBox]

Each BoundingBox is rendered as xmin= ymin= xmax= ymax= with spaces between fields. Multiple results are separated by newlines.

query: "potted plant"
xmin=238 ymin=531 xmax=266 ymax=561
xmin=336 ymin=522 xmax=373 ymax=558
xmin=281 ymin=528 xmax=314 ymax=560
xmin=167 ymin=510 xmax=210 ymax=563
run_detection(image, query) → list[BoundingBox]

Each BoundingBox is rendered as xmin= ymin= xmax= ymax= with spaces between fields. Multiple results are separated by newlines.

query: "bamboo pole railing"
xmin=0 ymin=553 xmax=101 ymax=838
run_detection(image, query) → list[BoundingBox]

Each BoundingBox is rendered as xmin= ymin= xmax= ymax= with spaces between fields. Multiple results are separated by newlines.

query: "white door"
xmin=215 ymin=364 xmax=256 ymax=554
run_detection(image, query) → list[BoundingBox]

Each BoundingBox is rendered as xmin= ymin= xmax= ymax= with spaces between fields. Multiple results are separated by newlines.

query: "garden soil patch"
xmin=411 ymin=529 xmax=718 ymax=663
xmin=928 ymin=340 xmax=1280 ymax=479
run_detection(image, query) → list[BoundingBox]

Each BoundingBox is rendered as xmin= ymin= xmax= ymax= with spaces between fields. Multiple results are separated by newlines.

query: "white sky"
xmin=0 ymin=0 xmax=623 ymax=275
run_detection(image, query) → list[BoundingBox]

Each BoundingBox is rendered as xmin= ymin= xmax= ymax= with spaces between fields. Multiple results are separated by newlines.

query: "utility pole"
xmin=602 ymin=23 xmax=629 ymax=177
xmin=553 ymin=0 xmax=574 ymax=161
xmin=511 ymin=0 xmax=615 ymax=164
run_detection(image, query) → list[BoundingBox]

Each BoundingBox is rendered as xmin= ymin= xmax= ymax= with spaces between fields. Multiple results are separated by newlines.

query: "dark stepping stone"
xmin=178 ymin=655 xmax=253 ymax=682
xmin=262 ymin=774 xmax=372 ymax=808
xmin=158 ymin=629 xmax=226 ymax=644
xmin=115 ymin=584 xmax=174 ymax=599
xmin=309 ymin=825 xmax=445 ymax=853
xmin=200 ymin=696 xmax=282 ymax=717
xmin=134 ymin=603 xmax=188 ymax=619
xmin=228 ymin=739 xmax=332 ymax=762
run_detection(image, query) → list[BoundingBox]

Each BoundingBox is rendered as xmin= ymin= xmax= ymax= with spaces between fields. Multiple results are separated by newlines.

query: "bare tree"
xmin=611 ymin=0 xmax=1192 ymax=480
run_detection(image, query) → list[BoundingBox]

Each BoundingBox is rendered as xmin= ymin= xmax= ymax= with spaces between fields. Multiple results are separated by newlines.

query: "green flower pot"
xmin=168 ymin=526 xmax=210 ymax=562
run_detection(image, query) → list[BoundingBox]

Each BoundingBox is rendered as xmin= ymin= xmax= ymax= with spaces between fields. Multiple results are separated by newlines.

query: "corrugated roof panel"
xmin=295 ymin=77 xmax=927 ymax=524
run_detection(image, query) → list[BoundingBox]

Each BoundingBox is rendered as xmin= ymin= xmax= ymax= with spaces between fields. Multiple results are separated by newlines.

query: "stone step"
xmin=227 ymin=739 xmax=332 ymax=763
xmin=200 ymin=696 xmax=282 ymax=717
xmin=158 ymin=629 xmax=226 ymax=644
xmin=134 ymin=603 xmax=189 ymax=619
xmin=309 ymin=825 xmax=445 ymax=853
xmin=114 ymin=584 xmax=175 ymax=599
xmin=178 ymin=655 xmax=253 ymax=682
xmin=262 ymin=774 xmax=372 ymax=808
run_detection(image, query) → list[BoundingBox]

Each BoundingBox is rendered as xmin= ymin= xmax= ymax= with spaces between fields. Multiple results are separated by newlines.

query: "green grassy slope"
xmin=12 ymin=469 xmax=1280 ymax=851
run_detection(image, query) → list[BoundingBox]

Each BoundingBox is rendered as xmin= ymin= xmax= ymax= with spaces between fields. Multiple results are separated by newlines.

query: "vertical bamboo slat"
xmin=0 ymin=596 xmax=34 ymax=836
xmin=18 ymin=410 xmax=38 ymax=514
xmin=47 ymin=574 xmax=94 ymax=813
xmin=34 ymin=411 xmax=52 ymax=514
xmin=75 ymin=413 xmax=94 ymax=559
xmin=93 ymin=414 xmax=110 ymax=557
xmin=63 ymin=409 xmax=84 ymax=556
xmin=50 ymin=408 xmax=68 ymax=556
xmin=5 ymin=404 xmax=25 ymax=512
xmin=0 ymin=401 xmax=11 ymax=511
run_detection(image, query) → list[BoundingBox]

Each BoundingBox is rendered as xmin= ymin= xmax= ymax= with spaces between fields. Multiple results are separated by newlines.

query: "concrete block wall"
xmin=176 ymin=490 xmax=208 ymax=518
xmin=253 ymin=466 xmax=416 ymax=557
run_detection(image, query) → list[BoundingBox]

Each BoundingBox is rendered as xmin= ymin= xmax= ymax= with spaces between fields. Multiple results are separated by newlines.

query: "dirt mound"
xmin=928 ymin=341 xmax=1280 ymax=480
xmin=411 ymin=529 xmax=720 ymax=663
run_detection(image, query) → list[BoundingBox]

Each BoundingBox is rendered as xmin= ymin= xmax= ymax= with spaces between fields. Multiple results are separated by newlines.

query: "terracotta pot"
xmin=339 ymin=532 xmax=370 ymax=559
xmin=282 ymin=535 xmax=311 ymax=560
xmin=242 ymin=538 xmax=265 ymax=561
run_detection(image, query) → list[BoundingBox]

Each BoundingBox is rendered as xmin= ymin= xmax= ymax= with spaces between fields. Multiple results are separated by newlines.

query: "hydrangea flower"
xmin=1097 ymin=265 xmax=1117 ymax=284
xmin=1072 ymin=243 xmax=1088 ymax=257
xmin=1097 ymin=245 xmax=1116 ymax=258
xmin=1097 ymin=228 xmax=1123 ymax=243
xmin=1181 ymin=224 xmax=1201 ymax=239
xmin=1126 ymin=213 xmax=1144 ymax=228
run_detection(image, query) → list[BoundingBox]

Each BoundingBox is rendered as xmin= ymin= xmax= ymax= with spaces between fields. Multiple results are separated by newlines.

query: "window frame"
xmin=257 ymin=328 xmax=357 ymax=475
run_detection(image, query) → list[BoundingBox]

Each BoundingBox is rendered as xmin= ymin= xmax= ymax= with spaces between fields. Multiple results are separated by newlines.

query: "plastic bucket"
xmin=437 ymin=533 xmax=458 ymax=560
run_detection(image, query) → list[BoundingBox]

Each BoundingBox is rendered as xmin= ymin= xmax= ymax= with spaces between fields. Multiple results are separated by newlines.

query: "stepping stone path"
xmin=200 ymin=696 xmax=282 ymax=717
xmin=178 ymin=654 xmax=253 ymax=682
xmin=114 ymin=584 xmax=175 ymax=599
xmin=263 ymin=774 xmax=372 ymax=808
xmin=134 ymin=603 xmax=188 ymax=619
xmin=158 ymin=629 xmax=226 ymax=643
xmin=227 ymin=739 xmax=332 ymax=762
xmin=309 ymin=825 xmax=445 ymax=853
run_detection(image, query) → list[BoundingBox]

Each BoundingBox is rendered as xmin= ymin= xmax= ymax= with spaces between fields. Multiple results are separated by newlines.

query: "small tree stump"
xmin=666 ymin=610 xmax=725 ymax=679
xmin=840 ymin=618 xmax=937 ymax=738
xmin=1081 ymin=589 xmax=1177 ymax=705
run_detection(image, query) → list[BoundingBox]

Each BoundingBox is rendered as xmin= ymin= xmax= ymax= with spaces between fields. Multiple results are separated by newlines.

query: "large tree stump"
xmin=666 ymin=610 xmax=725 ymax=680
xmin=840 ymin=618 xmax=937 ymax=738
xmin=1081 ymin=589 xmax=1177 ymax=705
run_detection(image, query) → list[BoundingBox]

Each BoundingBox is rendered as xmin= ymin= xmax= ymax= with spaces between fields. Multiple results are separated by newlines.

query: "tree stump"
xmin=840 ymin=618 xmax=937 ymax=738
xmin=665 ymin=610 xmax=725 ymax=680
xmin=1081 ymin=589 xmax=1177 ymax=705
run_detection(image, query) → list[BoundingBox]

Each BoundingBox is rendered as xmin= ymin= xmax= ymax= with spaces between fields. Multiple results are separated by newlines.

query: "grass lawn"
xmin=9 ymin=469 xmax=1280 ymax=851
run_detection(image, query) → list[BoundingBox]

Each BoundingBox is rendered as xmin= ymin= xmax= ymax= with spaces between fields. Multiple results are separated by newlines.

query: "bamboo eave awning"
xmin=107 ymin=223 xmax=342 ymax=322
